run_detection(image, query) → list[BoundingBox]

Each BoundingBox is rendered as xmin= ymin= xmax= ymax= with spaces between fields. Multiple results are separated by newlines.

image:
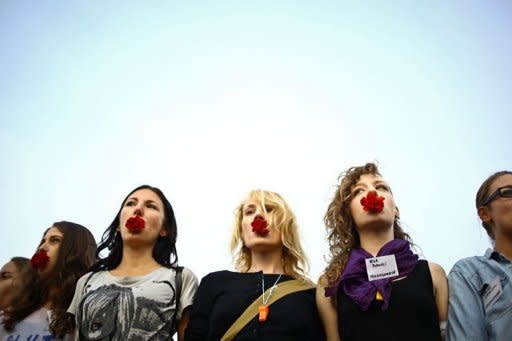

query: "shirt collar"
xmin=485 ymin=248 xmax=511 ymax=263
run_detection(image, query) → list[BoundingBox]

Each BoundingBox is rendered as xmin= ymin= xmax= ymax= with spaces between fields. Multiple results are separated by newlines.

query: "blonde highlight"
xmin=230 ymin=189 xmax=309 ymax=280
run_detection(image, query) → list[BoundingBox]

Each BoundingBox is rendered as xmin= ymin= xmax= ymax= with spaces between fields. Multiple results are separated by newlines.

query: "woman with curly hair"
xmin=68 ymin=185 xmax=198 ymax=341
xmin=316 ymin=163 xmax=448 ymax=341
xmin=185 ymin=189 xmax=325 ymax=341
xmin=0 ymin=221 xmax=97 ymax=340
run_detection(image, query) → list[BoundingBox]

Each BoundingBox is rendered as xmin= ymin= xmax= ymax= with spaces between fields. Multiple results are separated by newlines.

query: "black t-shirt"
xmin=337 ymin=260 xmax=441 ymax=341
xmin=185 ymin=270 xmax=326 ymax=341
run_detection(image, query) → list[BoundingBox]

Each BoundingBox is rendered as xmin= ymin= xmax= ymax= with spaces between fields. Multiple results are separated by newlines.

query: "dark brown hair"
xmin=3 ymin=221 xmax=97 ymax=338
xmin=475 ymin=170 xmax=512 ymax=239
xmin=9 ymin=257 xmax=29 ymax=272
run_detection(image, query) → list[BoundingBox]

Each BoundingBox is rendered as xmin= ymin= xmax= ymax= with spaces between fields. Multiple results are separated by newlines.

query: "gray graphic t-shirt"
xmin=68 ymin=267 xmax=197 ymax=341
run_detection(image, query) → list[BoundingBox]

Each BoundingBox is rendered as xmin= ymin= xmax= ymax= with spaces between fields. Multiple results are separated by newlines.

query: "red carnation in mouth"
xmin=126 ymin=216 xmax=145 ymax=233
xmin=360 ymin=192 xmax=385 ymax=213
xmin=31 ymin=250 xmax=50 ymax=269
xmin=251 ymin=216 xmax=269 ymax=236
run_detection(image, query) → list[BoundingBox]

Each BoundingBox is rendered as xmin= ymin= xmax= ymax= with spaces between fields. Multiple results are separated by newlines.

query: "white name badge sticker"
xmin=365 ymin=254 xmax=399 ymax=281
xmin=483 ymin=276 xmax=503 ymax=312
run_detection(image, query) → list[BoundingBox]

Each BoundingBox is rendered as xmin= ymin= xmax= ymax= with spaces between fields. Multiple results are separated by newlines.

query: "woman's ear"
xmin=478 ymin=206 xmax=492 ymax=225
xmin=394 ymin=206 xmax=400 ymax=220
xmin=159 ymin=227 xmax=169 ymax=237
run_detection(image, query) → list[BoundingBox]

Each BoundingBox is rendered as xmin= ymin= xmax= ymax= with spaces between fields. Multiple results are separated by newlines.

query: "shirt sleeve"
xmin=177 ymin=267 xmax=199 ymax=319
xmin=446 ymin=268 xmax=487 ymax=341
xmin=184 ymin=273 xmax=215 ymax=341
xmin=67 ymin=273 xmax=88 ymax=316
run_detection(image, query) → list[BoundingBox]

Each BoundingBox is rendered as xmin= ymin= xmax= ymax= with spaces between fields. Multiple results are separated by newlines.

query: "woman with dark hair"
xmin=316 ymin=163 xmax=448 ymax=341
xmin=0 ymin=257 xmax=29 ymax=312
xmin=68 ymin=185 xmax=198 ymax=341
xmin=447 ymin=170 xmax=512 ymax=340
xmin=0 ymin=221 xmax=97 ymax=340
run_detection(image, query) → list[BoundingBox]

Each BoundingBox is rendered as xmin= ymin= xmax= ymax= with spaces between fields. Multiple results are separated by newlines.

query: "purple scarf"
xmin=325 ymin=239 xmax=418 ymax=311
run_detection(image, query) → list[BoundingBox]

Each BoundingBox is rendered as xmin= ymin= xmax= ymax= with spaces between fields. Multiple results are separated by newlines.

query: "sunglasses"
xmin=481 ymin=185 xmax=512 ymax=206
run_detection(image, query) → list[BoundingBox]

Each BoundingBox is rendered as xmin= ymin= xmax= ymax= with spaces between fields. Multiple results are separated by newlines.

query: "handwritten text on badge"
xmin=365 ymin=255 xmax=399 ymax=281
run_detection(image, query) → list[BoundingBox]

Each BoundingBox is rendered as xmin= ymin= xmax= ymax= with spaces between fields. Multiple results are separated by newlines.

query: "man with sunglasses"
xmin=446 ymin=170 xmax=512 ymax=341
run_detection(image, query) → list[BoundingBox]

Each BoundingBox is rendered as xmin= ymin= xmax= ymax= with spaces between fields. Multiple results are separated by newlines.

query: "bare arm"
xmin=177 ymin=307 xmax=191 ymax=341
xmin=428 ymin=262 xmax=448 ymax=340
xmin=316 ymin=275 xmax=341 ymax=341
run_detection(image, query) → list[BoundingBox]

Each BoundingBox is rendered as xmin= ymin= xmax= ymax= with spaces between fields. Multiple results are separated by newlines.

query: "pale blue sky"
xmin=1 ymin=1 xmax=511 ymax=280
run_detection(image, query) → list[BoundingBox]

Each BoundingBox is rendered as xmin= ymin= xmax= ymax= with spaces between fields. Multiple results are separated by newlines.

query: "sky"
xmin=1 ymin=1 xmax=511 ymax=282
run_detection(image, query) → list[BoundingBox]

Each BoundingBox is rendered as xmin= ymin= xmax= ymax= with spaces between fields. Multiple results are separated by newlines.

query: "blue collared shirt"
xmin=447 ymin=249 xmax=512 ymax=341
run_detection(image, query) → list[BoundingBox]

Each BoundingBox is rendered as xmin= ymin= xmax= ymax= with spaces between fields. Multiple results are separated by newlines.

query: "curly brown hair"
xmin=323 ymin=163 xmax=411 ymax=288
xmin=3 ymin=221 xmax=97 ymax=338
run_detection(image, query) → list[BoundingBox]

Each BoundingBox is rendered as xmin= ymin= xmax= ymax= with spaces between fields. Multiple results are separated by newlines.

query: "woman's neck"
xmin=359 ymin=228 xmax=394 ymax=256
xmin=248 ymin=248 xmax=284 ymax=274
xmin=112 ymin=245 xmax=161 ymax=276
xmin=494 ymin=232 xmax=512 ymax=261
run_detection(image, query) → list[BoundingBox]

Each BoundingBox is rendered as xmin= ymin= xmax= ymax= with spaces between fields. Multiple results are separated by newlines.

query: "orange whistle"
xmin=258 ymin=305 xmax=269 ymax=322
xmin=376 ymin=291 xmax=383 ymax=301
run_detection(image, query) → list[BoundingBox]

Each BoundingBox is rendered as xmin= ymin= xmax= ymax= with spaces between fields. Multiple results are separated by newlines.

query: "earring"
xmin=108 ymin=230 xmax=120 ymax=250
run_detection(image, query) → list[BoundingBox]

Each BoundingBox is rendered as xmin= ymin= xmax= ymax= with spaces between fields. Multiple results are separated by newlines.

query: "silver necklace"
xmin=258 ymin=273 xmax=282 ymax=322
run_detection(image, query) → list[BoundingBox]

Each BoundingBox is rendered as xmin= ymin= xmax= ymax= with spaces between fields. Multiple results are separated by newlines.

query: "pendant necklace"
xmin=258 ymin=273 xmax=283 ymax=322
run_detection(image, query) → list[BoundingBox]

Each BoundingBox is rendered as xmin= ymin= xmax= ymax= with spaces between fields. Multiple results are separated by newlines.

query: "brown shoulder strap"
xmin=220 ymin=279 xmax=314 ymax=341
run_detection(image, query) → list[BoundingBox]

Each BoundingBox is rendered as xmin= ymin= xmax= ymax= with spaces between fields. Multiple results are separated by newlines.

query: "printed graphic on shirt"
xmin=5 ymin=333 xmax=53 ymax=341
xmin=77 ymin=280 xmax=176 ymax=341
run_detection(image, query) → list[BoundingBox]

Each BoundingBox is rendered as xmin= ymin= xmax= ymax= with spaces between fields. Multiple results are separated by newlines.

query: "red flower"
xmin=126 ymin=216 xmax=145 ymax=233
xmin=251 ymin=216 xmax=269 ymax=236
xmin=360 ymin=192 xmax=385 ymax=213
xmin=31 ymin=250 xmax=50 ymax=269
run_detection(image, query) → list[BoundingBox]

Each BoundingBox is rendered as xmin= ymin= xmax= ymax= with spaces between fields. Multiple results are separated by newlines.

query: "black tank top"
xmin=337 ymin=260 xmax=441 ymax=341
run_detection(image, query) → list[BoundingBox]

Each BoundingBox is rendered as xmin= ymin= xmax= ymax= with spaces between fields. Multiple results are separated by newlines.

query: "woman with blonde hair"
xmin=185 ymin=189 xmax=325 ymax=340
xmin=316 ymin=163 xmax=448 ymax=341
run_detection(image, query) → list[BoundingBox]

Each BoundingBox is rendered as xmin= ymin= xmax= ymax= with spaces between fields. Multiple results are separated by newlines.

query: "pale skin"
xmin=37 ymin=227 xmax=64 ymax=309
xmin=478 ymin=174 xmax=512 ymax=260
xmin=316 ymin=174 xmax=448 ymax=341
xmin=241 ymin=197 xmax=285 ymax=274
xmin=0 ymin=261 xmax=21 ymax=311
xmin=111 ymin=188 xmax=189 ymax=341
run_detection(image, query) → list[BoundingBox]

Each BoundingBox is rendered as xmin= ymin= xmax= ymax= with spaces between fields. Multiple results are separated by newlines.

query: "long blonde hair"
xmin=230 ymin=189 xmax=309 ymax=279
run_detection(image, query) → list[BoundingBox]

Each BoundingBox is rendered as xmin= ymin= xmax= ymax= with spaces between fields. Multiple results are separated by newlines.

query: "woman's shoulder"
xmin=176 ymin=265 xmax=196 ymax=278
xmin=198 ymin=270 xmax=260 ymax=287
xmin=172 ymin=266 xmax=199 ymax=288
xmin=415 ymin=260 xmax=446 ymax=283
xmin=201 ymin=270 xmax=238 ymax=281
xmin=450 ymin=254 xmax=491 ymax=273
xmin=426 ymin=261 xmax=446 ymax=276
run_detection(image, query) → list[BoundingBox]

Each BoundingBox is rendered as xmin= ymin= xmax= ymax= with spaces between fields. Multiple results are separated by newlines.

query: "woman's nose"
xmin=254 ymin=207 xmax=266 ymax=220
xmin=134 ymin=205 xmax=143 ymax=216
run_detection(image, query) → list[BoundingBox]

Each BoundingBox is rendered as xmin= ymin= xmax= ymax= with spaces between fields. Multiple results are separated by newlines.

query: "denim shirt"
xmin=447 ymin=249 xmax=512 ymax=341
